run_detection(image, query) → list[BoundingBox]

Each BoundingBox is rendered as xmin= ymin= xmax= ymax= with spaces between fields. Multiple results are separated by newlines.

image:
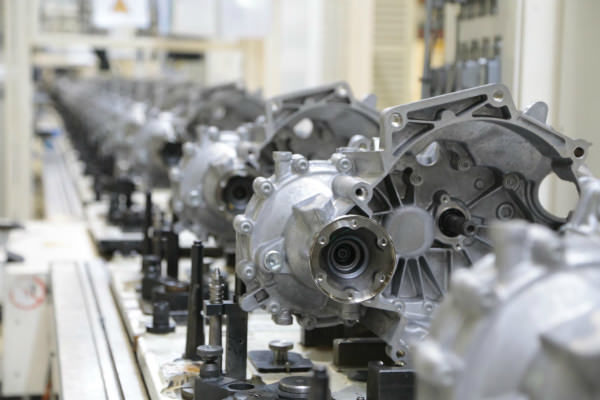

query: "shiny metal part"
xmin=172 ymin=82 xmax=380 ymax=251
xmin=236 ymin=84 xmax=589 ymax=362
xmin=53 ymin=78 xmax=263 ymax=190
xmin=415 ymin=174 xmax=600 ymax=400
xmin=208 ymin=267 xmax=224 ymax=346
xmin=52 ymin=261 xmax=147 ymax=399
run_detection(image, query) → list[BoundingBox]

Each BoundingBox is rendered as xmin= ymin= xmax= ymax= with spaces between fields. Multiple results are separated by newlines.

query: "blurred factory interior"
xmin=0 ymin=0 xmax=597 ymax=221
xmin=0 ymin=1 xmax=599 ymax=399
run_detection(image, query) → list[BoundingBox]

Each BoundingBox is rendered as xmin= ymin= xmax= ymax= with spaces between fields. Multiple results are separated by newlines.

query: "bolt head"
xmin=264 ymin=250 xmax=283 ymax=272
xmin=337 ymin=157 xmax=352 ymax=172
xmin=292 ymin=157 xmax=309 ymax=173
xmin=502 ymin=173 xmax=520 ymax=190
xmin=243 ymin=264 xmax=255 ymax=279
xmin=497 ymin=202 xmax=515 ymax=220
xmin=260 ymin=181 xmax=273 ymax=195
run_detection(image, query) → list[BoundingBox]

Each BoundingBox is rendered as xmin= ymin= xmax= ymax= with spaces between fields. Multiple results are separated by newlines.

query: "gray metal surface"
xmin=42 ymin=136 xmax=84 ymax=219
xmin=172 ymin=82 xmax=380 ymax=251
xmin=52 ymin=78 xmax=263 ymax=189
xmin=414 ymin=174 xmax=600 ymax=400
xmin=236 ymin=84 xmax=589 ymax=362
xmin=52 ymin=261 xmax=148 ymax=399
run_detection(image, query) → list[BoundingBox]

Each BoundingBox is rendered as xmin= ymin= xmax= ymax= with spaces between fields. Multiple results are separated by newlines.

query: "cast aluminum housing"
xmin=184 ymin=83 xmax=265 ymax=131
xmin=415 ymin=174 xmax=600 ymax=400
xmin=129 ymin=110 xmax=186 ymax=188
xmin=53 ymin=79 xmax=265 ymax=188
xmin=235 ymin=84 xmax=589 ymax=362
xmin=171 ymin=82 xmax=380 ymax=251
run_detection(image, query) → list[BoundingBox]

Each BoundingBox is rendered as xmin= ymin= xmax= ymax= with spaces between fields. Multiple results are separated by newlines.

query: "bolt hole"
xmin=390 ymin=113 xmax=403 ymax=128
xmin=465 ymin=224 xmax=476 ymax=235
xmin=228 ymin=383 xmax=255 ymax=391
xmin=538 ymin=173 xmax=579 ymax=219
xmin=492 ymin=90 xmax=504 ymax=102
xmin=355 ymin=187 xmax=368 ymax=201
xmin=573 ymin=147 xmax=585 ymax=158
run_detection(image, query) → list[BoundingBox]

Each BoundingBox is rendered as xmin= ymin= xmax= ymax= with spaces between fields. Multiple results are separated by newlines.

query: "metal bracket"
xmin=248 ymin=350 xmax=313 ymax=373
xmin=367 ymin=361 xmax=415 ymax=400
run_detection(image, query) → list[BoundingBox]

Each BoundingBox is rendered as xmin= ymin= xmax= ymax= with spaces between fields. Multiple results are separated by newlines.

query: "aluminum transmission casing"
xmin=171 ymin=125 xmax=261 ymax=250
xmin=171 ymin=82 xmax=380 ymax=251
xmin=414 ymin=174 xmax=600 ymax=400
xmin=184 ymin=83 xmax=265 ymax=131
xmin=235 ymin=84 xmax=589 ymax=362
xmin=126 ymin=83 xmax=264 ymax=188
xmin=129 ymin=110 xmax=186 ymax=188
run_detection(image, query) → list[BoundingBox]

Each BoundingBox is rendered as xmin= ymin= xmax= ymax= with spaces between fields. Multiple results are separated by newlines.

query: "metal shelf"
xmin=32 ymin=33 xmax=242 ymax=53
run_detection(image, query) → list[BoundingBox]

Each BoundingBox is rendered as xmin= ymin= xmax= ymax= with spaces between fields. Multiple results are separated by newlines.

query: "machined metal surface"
xmin=236 ymin=84 xmax=589 ymax=362
xmin=414 ymin=174 xmax=600 ymax=400
xmin=52 ymin=261 xmax=147 ymax=399
xmin=171 ymin=82 xmax=380 ymax=251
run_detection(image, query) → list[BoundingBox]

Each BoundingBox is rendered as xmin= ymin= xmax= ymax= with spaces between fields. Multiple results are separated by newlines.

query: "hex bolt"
xmin=337 ymin=157 xmax=352 ymax=172
xmin=503 ymin=173 xmax=520 ymax=190
xmin=197 ymin=344 xmax=223 ymax=379
xmin=293 ymin=156 xmax=309 ymax=173
xmin=497 ymin=203 xmax=515 ymax=220
xmin=146 ymin=301 xmax=175 ymax=334
xmin=269 ymin=340 xmax=294 ymax=365
xmin=264 ymin=250 xmax=282 ymax=272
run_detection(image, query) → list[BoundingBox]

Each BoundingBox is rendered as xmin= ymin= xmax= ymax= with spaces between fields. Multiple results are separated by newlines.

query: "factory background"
xmin=0 ymin=1 xmax=599 ymax=399
xmin=1 ymin=0 xmax=599 ymax=221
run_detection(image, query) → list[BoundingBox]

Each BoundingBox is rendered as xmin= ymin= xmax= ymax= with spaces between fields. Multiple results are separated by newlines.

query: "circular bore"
xmin=310 ymin=215 xmax=396 ymax=304
xmin=326 ymin=236 xmax=368 ymax=278
xmin=221 ymin=174 xmax=255 ymax=214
